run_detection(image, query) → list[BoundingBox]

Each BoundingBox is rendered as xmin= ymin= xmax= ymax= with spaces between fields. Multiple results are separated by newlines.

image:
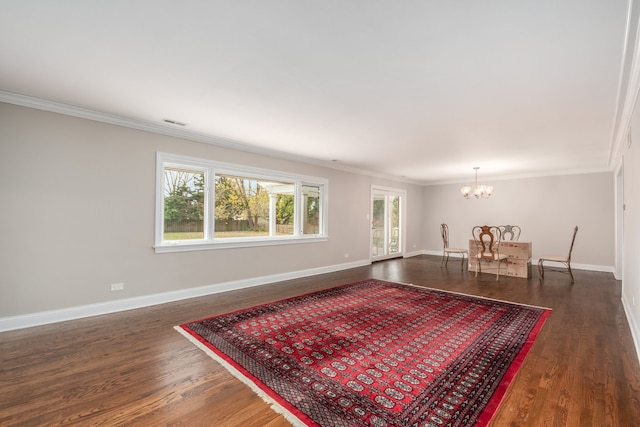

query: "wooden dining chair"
xmin=472 ymin=225 xmax=508 ymax=280
xmin=440 ymin=223 xmax=468 ymax=270
xmin=498 ymin=225 xmax=521 ymax=241
xmin=538 ymin=226 xmax=579 ymax=283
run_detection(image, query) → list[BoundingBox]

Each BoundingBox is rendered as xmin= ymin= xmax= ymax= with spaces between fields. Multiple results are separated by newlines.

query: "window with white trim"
xmin=155 ymin=153 xmax=328 ymax=252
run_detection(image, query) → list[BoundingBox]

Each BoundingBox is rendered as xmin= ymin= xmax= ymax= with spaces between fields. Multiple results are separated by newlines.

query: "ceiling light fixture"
xmin=461 ymin=167 xmax=493 ymax=199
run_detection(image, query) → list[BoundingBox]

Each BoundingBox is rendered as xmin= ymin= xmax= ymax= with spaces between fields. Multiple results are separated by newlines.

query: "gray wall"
xmin=422 ymin=172 xmax=615 ymax=268
xmin=0 ymin=100 xmax=624 ymax=331
xmin=0 ymin=102 xmax=425 ymax=318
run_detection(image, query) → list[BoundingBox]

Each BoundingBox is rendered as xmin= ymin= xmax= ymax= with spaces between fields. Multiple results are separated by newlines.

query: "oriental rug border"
xmin=176 ymin=279 xmax=551 ymax=426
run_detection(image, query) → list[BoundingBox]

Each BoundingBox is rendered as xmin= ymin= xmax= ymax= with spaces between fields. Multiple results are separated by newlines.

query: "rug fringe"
xmin=174 ymin=326 xmax=307 ymax=427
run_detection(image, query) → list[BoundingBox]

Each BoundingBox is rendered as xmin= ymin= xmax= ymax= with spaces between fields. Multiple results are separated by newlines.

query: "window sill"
xmin=154 ymin=235 xmax=328 ymax=253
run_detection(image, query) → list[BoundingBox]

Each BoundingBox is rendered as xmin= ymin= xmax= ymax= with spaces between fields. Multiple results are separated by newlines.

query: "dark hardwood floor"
xmin=1 ymin=255 xmax=639 ymax=426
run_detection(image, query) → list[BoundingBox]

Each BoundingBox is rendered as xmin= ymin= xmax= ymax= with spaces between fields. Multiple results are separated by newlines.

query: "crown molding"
xmin=0 ymin=90 xmax=424 ymax=186
xmin=0 ymin=90 xmax=607 ymax=187
xmin=609 ymin=0 xmax=640 ymax=170
xmin=424 ymin=167 xmax=613 ymax=186
xmin=0 ymin=90 xmax=307 ymax=158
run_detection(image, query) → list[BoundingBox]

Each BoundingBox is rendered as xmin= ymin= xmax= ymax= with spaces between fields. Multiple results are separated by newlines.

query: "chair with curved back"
xmin=538 ymin=226 xmax=579 ymax=283
xmin=498 ymin=225 xmax=521 ymax=241
xmin=440 ymin=223 xmax=468 ymax=270
xmin=472 ymin=225 xmax=508 ymax=280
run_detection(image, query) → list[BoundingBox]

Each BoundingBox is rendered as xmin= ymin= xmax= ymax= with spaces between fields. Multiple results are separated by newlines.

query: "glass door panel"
xmin=371 ymin=189 xmax=403 ymax=261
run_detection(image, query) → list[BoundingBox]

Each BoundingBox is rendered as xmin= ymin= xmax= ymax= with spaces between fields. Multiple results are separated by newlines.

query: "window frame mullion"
xmin=155 ymin=152 xmax=328 ymax=253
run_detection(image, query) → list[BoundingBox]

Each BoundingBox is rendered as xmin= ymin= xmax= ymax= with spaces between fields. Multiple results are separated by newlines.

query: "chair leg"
xmin=499 ymin=259 xmax=508 ymax=280
xmin=539 ymin=259 xmax=574 ymax=283
xmin=460 ymin=253 xmax=465 ymax=271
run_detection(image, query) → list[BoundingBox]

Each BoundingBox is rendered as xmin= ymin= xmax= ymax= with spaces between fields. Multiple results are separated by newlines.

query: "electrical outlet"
xmin=344 ymin=253 xmax=349 ymax=258
xmin=110 ymin=282 xmax=124 ymax=292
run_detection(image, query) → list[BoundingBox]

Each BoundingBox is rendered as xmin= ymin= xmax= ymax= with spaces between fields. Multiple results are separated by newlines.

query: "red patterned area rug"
xmin=176 ymin=279 xmax=551 ymax=426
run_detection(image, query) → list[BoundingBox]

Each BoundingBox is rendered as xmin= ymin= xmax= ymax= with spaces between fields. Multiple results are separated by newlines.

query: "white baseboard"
xmin=423 ymin=249 xmax=443 ymax=256
xmin=0 ymin=253 xmax=617 ymax=333
xmin=422 ymin=249 xmax=614 ymax=273
xmin=621 ymin=294 xmax=640 ymax=366
xmin=0 ymin=259 xmax=371 ymax=332
xmin=403 ymin=250 xmax=424 ymax=258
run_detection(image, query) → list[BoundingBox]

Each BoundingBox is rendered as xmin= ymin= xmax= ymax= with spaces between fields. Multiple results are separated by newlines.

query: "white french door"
xmin=371 ymin=187 xmax=405 ymax=261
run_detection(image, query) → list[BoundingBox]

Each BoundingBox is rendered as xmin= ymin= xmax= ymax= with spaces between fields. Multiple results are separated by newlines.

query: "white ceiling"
xmin=0 ymin=1 xmax=630 ymax=184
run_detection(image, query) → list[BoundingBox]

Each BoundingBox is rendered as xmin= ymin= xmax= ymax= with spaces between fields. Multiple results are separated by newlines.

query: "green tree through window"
xmin=156 ymin=153 xmax=327 ymax=250
xmin=163 ymin=168 xmax=205 ymax=239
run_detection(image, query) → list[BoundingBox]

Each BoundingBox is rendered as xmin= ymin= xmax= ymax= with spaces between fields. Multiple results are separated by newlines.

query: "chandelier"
xmin=461 ymin=167 xmax=493 ymax=199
